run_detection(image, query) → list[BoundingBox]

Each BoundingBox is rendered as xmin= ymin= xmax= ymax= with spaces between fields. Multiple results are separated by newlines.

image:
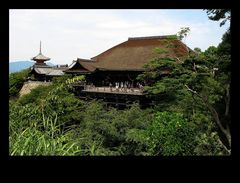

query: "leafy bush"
xmin=18 ymin=85 xmax=54 ymax=105
xmin=145 ymin=112 xmax=196 ymax=156
xmin=9 ymin=68 xmax=30 ymax=98
xmin=194 ymin=132 xmax=230 ymax=155
xmin=74 ymin=102 xmax=154 ymax=155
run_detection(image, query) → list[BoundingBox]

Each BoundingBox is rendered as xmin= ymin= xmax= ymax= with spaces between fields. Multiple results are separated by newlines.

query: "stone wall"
xmin=19 ymin=81 xmax=52 ymax=97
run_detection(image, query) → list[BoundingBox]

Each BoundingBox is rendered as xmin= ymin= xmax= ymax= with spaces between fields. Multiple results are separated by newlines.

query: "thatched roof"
xmin=92 ymin=36 xmax=189 ymax=71
xmin=65 ymin=35 xmax=190 ymax=73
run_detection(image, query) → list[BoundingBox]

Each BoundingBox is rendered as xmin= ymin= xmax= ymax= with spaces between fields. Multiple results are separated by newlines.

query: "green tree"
xmin=177 ymin=27 xmax=190 ymax=43
xmin=137 ymin=10 xmax=232 ymax=152
xmin=194 ymin=47 xmax=202 ymax=55
xmin=146 ymin=112 xmax=196 ymax=155
xmin=138 ymin=39 xmax=230 ymax=152
xmin=205 ymin=9 xmax=231 ymax=27
xmin=9 ymin=68 xmax=31 ymax=98
xmin=205 ymin=9 xmax=231 ymax=150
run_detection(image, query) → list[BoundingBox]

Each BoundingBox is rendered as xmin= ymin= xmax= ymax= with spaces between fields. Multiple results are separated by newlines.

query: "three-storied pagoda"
xmin=29 ymin=41 xmax=68 ymax=81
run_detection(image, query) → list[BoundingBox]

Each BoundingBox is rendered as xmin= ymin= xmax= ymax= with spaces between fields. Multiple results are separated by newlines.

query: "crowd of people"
xmin=74 ymin=80 xmax=144 ymax=93
xmin=109 ymin=81 xmax=144 ymax=92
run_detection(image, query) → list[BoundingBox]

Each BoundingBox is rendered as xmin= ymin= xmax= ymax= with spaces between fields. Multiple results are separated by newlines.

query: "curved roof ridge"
xmin=91 ymin=35 xmax=180 ymax=61
xmin=77 ymin=58 xmax=96 ymax=62
xmin=91 ymin=40 xmax=128 ymax=61
xmin=128 ymin=35 xmax=177 ymax=40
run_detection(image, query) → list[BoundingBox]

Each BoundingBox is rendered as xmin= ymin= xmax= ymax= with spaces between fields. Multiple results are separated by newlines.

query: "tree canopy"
xmin=205 ymin=9 xmax=231 ymax=27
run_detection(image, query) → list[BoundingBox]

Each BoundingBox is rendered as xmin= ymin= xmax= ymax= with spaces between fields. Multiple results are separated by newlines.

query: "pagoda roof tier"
xmin=31 ymin=41 xmax=51 ymax=61
xmin=32 ymin=53 xmax=50 ymax=61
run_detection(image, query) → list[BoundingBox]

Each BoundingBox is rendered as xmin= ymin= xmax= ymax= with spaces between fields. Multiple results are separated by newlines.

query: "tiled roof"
xmin=32 ymin=53 xmax=50 ymax=61
xmin=33 ymin=67 xmax=52 ymax=74
xmin=32 ymin=66 xmax=64 ymax=76
xmin=65 ymin=58 xmax=96 ymax=73
xmin=47 ymin=70 xmax=64 ymax=76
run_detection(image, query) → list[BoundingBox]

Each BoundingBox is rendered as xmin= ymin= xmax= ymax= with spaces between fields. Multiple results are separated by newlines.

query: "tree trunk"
xmin=185 ymin=85 xmax=231 ymax=149
xmin=204 ymin=98 xmax=231 ymax=148
xmin=225 ymin=83 xmax=230 ymax=116
xmin=193 ymin=62 xmax=197 ymax=72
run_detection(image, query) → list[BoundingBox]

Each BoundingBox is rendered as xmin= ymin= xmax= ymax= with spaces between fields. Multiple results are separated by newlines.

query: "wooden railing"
xmin=83 ymin=85 xmax=144 ymax=95
xmin=71 ymin=82 xmax=144 ymax=95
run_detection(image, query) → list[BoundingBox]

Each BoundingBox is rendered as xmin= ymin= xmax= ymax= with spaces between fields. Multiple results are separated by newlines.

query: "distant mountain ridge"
xmin=9 ymin=61 xmax=55 ymax=73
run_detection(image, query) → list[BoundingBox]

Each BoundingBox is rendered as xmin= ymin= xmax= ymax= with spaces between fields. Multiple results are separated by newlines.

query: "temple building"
xmin=64 ymin=35 xmax=192 ymax=108
xmin=29 ymin=41 xmax=68 ymax=81
xmin=65 ymin=35 xmax=190 ymax=84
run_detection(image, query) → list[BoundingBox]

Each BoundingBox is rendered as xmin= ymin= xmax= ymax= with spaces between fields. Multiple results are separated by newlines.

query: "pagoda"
xmin=29 ymin=41 xmax=67 ymax=81
xmin=31 ymin=41 xmax=50 ymax=65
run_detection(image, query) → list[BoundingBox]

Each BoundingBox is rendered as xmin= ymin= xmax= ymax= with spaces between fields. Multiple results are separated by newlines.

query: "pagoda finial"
xmin=40 ymin=41 xmax=42 ymax=54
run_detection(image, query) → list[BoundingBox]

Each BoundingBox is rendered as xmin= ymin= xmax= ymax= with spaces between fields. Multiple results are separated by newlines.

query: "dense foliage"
xmin=136 ymin=9 xmax=231 ymax=153
xmin=9 ymin=68 xmax=30 ymax=98
xmin=9 ymin=79 xmax=155 ymax=155
xmin=9 ymin=68 xmax=229 ymax=155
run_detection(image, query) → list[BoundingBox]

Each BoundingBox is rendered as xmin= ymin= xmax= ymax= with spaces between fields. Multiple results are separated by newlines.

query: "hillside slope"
xmin=19 ymin=81 xmax=52 ymax=97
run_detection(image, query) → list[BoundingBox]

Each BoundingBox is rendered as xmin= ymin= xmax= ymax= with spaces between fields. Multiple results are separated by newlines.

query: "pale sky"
xmin=9 ymin=9 xmax=230 ymax=65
